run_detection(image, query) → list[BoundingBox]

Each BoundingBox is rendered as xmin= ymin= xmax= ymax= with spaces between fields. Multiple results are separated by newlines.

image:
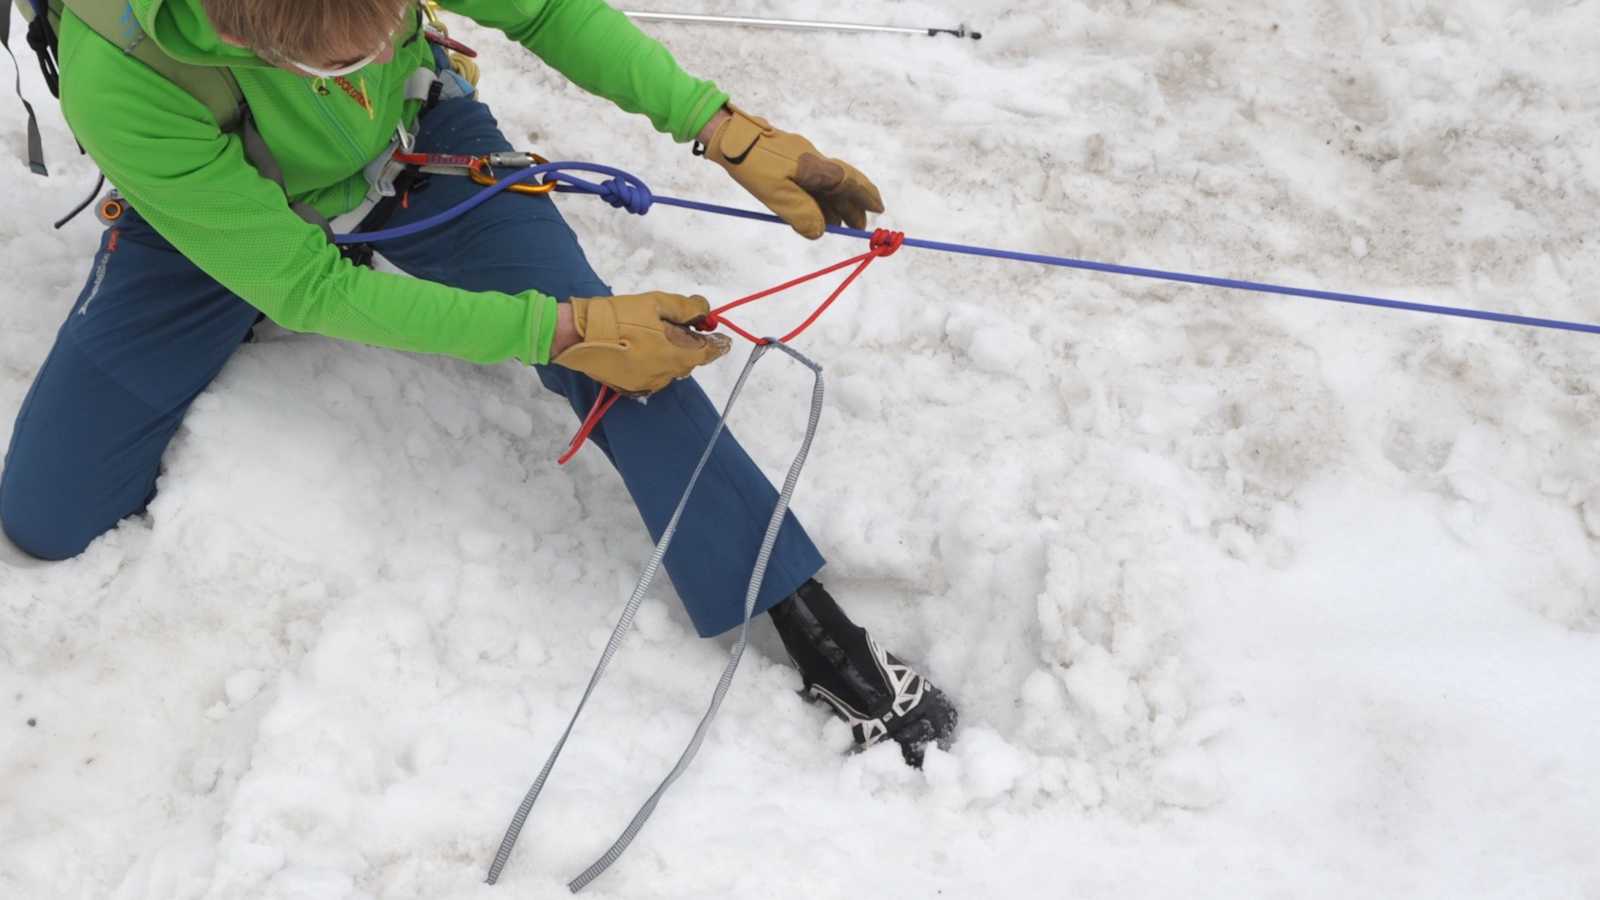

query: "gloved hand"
xmin=701 ymin=105 xmax=885 ymax=240
xmin=552 ymin=293 xmax=732 ymax=395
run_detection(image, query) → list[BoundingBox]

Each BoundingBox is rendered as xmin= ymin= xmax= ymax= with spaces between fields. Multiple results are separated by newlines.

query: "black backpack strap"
xmin=3 ymin=0 xmax=49 ymax=174
xmin=22 ymin=1 xmax=57 ymax=95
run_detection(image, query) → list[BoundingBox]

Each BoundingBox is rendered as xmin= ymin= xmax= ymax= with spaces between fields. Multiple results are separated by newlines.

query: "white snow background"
xmin=4 ymin=0 xmax=1600 ymax=897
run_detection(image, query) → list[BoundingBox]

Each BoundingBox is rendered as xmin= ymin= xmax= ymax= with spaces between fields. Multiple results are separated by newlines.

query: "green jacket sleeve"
xmin=439 ymin=0 xmax=729 ymax=142
xmin=56 ymin=15 xmax=559 ymax=367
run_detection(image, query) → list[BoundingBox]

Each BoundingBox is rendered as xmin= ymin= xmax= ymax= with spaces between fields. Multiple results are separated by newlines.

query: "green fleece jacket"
xmin=57 ymin=0 xmax=728 ymax=364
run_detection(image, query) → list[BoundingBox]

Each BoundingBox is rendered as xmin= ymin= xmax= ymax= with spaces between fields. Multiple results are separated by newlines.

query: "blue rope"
xmin=333 ymin=161 xmax=653 ymax=244
xmin=336 ymin=160 xmax=1600 ymax=337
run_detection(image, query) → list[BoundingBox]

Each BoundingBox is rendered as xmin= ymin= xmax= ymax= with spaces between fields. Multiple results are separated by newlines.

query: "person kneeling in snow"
xmin=0 ymin=0 xmax=955 ymax=764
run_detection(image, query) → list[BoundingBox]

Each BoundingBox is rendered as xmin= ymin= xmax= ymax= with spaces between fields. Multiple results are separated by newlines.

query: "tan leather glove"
xmin=553 ymin=293 xmax=732 ymax=395
xmin=701 ymin=105 xmax=885 ymax=240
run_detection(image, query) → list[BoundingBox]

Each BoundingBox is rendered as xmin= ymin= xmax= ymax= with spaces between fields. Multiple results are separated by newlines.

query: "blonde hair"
xmin=203 ymin=0 xmax=415 ymax=63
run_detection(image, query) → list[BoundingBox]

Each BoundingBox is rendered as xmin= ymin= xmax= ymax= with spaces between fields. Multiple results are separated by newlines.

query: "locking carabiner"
xmin=468 ymin=152 xmax=557 ymax=195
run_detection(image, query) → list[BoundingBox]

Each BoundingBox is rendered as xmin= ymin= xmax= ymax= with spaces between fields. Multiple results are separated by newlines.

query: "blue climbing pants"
xmin=0 ymin=96 xmax=824 ymax=637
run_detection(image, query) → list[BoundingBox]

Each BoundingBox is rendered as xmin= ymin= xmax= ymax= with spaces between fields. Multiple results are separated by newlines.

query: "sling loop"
xmin=485 ymin=340 xmax=825 ymax=891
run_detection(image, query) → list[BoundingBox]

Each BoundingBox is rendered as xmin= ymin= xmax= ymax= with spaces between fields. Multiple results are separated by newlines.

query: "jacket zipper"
xmin=309 ymin=80 xmax=372 ymax=170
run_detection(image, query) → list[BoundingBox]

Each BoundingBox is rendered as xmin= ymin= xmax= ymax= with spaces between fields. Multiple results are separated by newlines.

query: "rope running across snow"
xmin=338 ymin=160 xmax=1600 ymax=339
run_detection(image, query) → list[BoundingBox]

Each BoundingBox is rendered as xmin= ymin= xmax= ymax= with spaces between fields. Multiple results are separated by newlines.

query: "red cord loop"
xmin=557 ymin=389 xmax=622 ymax=465
xmin=561 ymin=228 xmax=905 ymax=463
xmin=870 ymin=229 xmax=905 ymax=257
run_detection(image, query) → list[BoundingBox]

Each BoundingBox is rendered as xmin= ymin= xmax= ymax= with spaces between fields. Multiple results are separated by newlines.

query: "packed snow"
xmin=4 ymin=0 xmax=1599 ymax=897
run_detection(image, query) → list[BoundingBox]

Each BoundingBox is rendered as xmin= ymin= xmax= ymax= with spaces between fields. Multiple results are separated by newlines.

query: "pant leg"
xmin=0 ymin=211 xmax=261 ymax=560
xmin=368 ymin=97 xmax=825 ymax=637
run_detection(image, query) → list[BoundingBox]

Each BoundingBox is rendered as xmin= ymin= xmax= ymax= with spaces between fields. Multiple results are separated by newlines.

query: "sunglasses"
xmin=274 ymin=8 xmax=422 ymax=78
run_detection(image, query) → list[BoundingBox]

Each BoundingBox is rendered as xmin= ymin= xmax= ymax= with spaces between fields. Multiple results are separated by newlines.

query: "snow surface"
xmin=4 ymin=0 xmax=1600 ymax=897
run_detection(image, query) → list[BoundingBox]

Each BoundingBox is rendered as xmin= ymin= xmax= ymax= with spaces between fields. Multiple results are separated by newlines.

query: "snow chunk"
xmin=1062 ymin=645 xmax=1136 ymax=743
xmin=957 ymin=727 xmax=1031 ymax=803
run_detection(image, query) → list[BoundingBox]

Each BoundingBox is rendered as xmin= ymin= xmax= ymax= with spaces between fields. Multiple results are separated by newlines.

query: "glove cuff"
xmin=574 ymin=297 xmax=620 ymax=343
xmin=702 ymin=105 xmax=774 ymax=167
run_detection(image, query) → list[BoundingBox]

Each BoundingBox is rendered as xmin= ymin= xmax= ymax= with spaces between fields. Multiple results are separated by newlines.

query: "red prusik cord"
xmin=556 ymin=229 xmax=904 ymax=465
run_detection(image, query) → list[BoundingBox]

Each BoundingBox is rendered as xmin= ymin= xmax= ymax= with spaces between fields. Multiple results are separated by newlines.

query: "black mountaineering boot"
xmin=768 ymin=579 xmax=957 ymax=767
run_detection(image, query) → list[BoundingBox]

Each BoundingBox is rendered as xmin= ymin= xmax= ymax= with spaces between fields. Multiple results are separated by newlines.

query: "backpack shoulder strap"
xmin=55 ymin=0 xmax=245 ymax=132
xmin=31 ymin=0 xmax=324 ymax=229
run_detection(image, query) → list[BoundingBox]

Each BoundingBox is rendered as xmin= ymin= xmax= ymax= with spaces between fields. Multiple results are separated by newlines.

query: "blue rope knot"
xmin=598 ymin=177 xmax=653 ymax=216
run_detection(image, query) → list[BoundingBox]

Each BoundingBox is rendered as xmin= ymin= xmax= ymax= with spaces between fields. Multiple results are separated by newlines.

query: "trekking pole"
xmin=621 ymin=10 xmax=982 ymax=40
